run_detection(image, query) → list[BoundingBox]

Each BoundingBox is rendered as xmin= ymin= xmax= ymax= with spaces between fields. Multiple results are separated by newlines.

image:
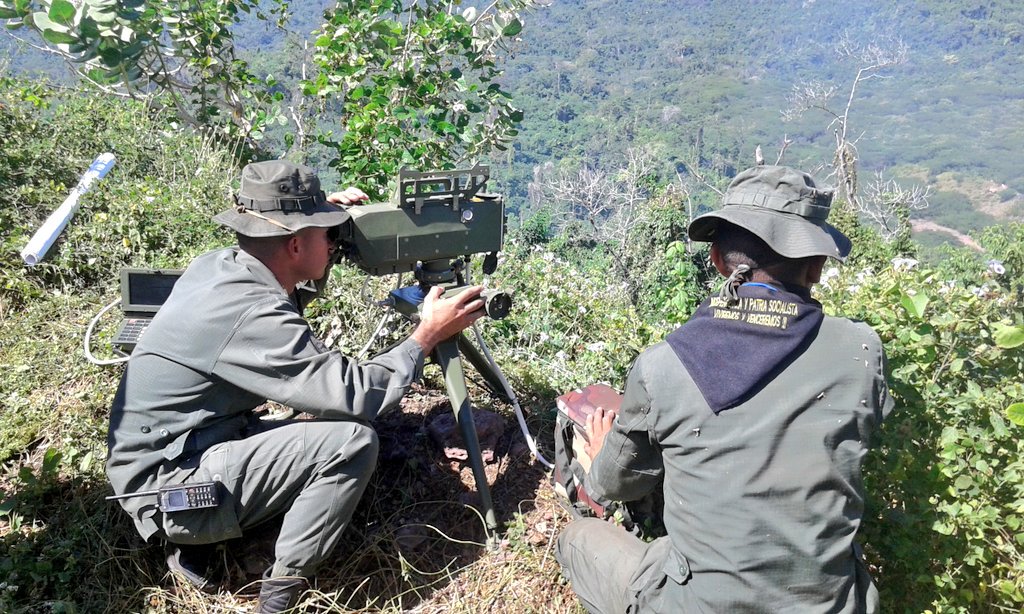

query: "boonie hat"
xmin=687 ymin=165 xmax=852 ymax=261
xmin=214 ymin=160 xmax=350 ymax=237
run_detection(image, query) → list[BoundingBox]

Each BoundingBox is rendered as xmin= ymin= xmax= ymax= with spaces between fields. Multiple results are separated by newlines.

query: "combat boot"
xmin=165 ymin=542 xmax=219 ymax=592
xmin=256 ymin=569 xmax=309 ymax=613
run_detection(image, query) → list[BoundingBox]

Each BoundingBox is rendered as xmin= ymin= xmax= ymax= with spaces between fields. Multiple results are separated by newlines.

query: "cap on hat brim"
xmin=213 ymin=204 xmax=350 ymax=238
xmin=688 ymin=205 xmax=851 ymax=261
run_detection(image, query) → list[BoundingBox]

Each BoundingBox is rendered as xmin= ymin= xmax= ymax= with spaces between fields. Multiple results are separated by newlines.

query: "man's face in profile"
xmin=296 ymin=226 xmax=335 ymax=279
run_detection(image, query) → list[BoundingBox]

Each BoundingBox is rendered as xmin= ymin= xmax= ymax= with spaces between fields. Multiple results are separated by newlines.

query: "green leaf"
xmin=502 ymin=19 xmax=522 ymax=37
xmin=29 ymin=10 xmax=51 ymax=28
xmin=1007 ymin=402 xmax=1024 ymax=426
xmin=953 ymin=475 xmax=973 ymax=491
xmin=48 ymin=0 xmax=76 ymax=26
xmin=86 ymin=67 xmax=113 ymax=83
xmin=79 ymin=451 xmax=94 ymax=472
xmin=86 ymin=4 xmax=117 ymax=24
xmin=77 ymin=15 xmax=100 ymax=40
xmin=31 ymin=11 xmax=76 ymax=43
xmin=992 ymin=322 xmax=1024 ymax=349
xmin=0 ymin=8 xmax=21 ymax=19
xmin=42 ymin=26 xmax=77 ymax=44
xmin=43 ymin=447 xmax=61 ymax=473
xmin=965 ymin=380 xmax=982 ymax=400
xmin=990 ymin=411 xmax=1010 ymax=438
xmin=932 ymin=520 xmax=955 ymax=535
xmin=97 ymin=45 xmax=123 ymax=67
xmin=899 ymin=291 xmax=929 ymax=320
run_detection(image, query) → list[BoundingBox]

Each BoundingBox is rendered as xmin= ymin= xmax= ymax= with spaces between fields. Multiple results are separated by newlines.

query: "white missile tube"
xmin=20 ymin=153 xmax=117 ymax=266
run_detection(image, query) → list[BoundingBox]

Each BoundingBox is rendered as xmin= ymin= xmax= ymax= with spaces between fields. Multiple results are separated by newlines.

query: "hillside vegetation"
xmin=500 ymin=1 xmax=1024 ymax=220
xmin=5 ymin=1 xmax=1024 ymax=232
xmin=2 ymin=1 xmax=1024 ymax=612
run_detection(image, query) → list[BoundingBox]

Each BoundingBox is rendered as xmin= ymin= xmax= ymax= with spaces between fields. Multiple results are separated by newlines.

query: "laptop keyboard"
xmin=114 ymin=317 xmax=153 ymax=346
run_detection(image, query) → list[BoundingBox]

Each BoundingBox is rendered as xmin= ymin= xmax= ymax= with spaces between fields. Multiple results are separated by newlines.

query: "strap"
xmin=724 ymin=191 xmax=832 ymax=220
xmin=235 ymin=207 xmax=294 ymax=232
xmin=235 ymin=191 xmax=327 ymax=213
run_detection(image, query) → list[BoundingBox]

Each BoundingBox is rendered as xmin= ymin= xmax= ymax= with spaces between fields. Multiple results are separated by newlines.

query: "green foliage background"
xmin=2 ymin=1 xmax=1024 ymax=611
xmin=496 ymin=0 xmax=1024 ymax=230
xmin=814 ymin=231 xmax=1024 ymax=611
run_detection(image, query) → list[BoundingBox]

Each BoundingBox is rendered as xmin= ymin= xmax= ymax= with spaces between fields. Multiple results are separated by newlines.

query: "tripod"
xmin=384 ymin=259 xmax=511 ymax=547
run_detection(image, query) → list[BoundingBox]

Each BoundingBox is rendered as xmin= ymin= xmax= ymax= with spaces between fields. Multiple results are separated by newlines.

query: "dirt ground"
xmin=190 ymin=384 xmax=581 ymax=613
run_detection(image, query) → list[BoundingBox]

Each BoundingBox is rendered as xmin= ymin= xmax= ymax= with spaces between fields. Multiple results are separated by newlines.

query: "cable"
xmin=84 ymin=297 xmax=130 ymax=366
xmin=470 ymin=322 xmax=552 ymax=469
xmin=466 ymin=265 xmax=553 ymax=469
xmin=357 ymin=311 xmax=394 ymax=361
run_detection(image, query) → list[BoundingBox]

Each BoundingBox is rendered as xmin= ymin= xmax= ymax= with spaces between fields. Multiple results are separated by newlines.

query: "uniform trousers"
xmin=556 ymin=518 xmax=677 ymax=614
xmin=155 ymin=418 xmax=378 ymax=578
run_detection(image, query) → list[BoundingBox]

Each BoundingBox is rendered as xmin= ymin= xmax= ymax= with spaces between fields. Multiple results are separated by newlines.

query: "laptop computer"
xmin=112 ymin=268 xmax=184 ymax=352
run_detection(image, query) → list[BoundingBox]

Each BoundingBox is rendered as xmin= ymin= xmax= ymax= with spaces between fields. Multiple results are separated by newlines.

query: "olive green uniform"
xmin=555 ymin=314 xmax=894 ymax=613
xmin=106 ymin=247 xmax=424 ymax=577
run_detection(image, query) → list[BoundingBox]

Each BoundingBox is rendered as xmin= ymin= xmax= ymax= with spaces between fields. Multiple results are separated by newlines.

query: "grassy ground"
xmin=0 ymin=288 xmax=584 ymax=613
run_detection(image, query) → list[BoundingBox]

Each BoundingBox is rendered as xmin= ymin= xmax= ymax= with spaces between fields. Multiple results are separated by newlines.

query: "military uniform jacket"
xmin=106 ymin=247 xmax=424 ymax=540
xmin=588 ymin=313 xmax=894 ymax=613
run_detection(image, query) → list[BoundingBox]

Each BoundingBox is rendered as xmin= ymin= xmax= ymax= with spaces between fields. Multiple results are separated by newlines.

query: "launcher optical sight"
xmin=332 ymin=166 xmax=515 ymax=544
xmin=333 ymin=165 xmax=504 ymax=276
xmin=331 ymin=165 xmax=511 ymax=319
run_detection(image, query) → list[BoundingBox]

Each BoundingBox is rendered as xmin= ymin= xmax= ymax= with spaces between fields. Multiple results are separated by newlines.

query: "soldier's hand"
xmin=411 ymin=285 xmax=485 ymax=355
xmin=326 ymin=187 xmax=369 ymax=205
xmin=583 ymin=407 xmax=616 ymax=462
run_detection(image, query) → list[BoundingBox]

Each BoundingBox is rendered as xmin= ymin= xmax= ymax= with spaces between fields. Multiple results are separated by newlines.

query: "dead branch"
xmin=859 ymin=171 xmax=931 ymax=241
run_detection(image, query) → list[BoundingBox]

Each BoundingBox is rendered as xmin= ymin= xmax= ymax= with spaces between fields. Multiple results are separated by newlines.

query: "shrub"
xmin=819 ymin=253 xmax=1024 ymax=613
xmin=484 ymin=242 xmax=664 ymax=395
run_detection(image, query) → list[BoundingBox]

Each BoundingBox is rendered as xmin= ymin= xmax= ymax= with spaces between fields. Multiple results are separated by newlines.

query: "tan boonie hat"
xmin=214 ymin=160 xmax=350 ymax=237
xmin=687 ymin=165 xmax=852 ymax=261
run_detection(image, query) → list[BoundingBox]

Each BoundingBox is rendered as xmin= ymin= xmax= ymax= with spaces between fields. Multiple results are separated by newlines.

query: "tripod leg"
xmin=432 ymin=338 xmax=501 ymax=546
xmin=457 ymin=334 xmax=512 ymax=403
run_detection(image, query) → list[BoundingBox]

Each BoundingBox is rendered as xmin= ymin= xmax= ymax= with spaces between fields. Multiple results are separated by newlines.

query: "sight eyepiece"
xmin=480 ymin=289 xmax=513 ymax=320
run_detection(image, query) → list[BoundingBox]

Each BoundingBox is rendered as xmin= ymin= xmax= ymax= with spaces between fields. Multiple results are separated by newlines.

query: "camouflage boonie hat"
xmin=687 ymin=165 xmax=852 ymax=261
xmin=214 ymin=160 xmax=349 ymax=237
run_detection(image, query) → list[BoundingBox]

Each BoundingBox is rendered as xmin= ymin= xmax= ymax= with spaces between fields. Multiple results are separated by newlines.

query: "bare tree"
xmin=537 ymin=147 xmax=657 ymax=250
xmin=673 ymin=171 xmax=703 ymax=254
xmin=861 ymin=171 xmax=931 ymax=241
xmin=532 ymin=147 xmax=660 ymax=302
xmin=783 ymin=33 xmax=908 ymax=211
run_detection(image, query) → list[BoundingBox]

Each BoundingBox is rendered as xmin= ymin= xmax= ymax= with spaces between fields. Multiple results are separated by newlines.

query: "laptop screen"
xmin=120 ymin=268 xmax=183 ymax=314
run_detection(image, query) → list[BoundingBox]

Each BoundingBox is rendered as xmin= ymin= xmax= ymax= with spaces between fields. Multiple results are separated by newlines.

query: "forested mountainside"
xmin=500 ymin=0 xmax=1024 ymax=230
xmin=4 ymin=0 xmax=1023 ymax=233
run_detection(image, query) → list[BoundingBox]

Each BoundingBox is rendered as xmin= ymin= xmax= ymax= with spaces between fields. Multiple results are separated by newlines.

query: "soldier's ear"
xmin=283 ymin=233 xmax=304 ymax=261
xmin=710 ymin=243 xmax=730 ymax=277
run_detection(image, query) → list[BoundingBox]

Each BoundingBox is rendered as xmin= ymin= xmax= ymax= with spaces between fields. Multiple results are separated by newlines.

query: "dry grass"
xmin=0 ymin=385 xmax=583 ymax=613
xmin=1 ymin=292 xmax=584 ymax=613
